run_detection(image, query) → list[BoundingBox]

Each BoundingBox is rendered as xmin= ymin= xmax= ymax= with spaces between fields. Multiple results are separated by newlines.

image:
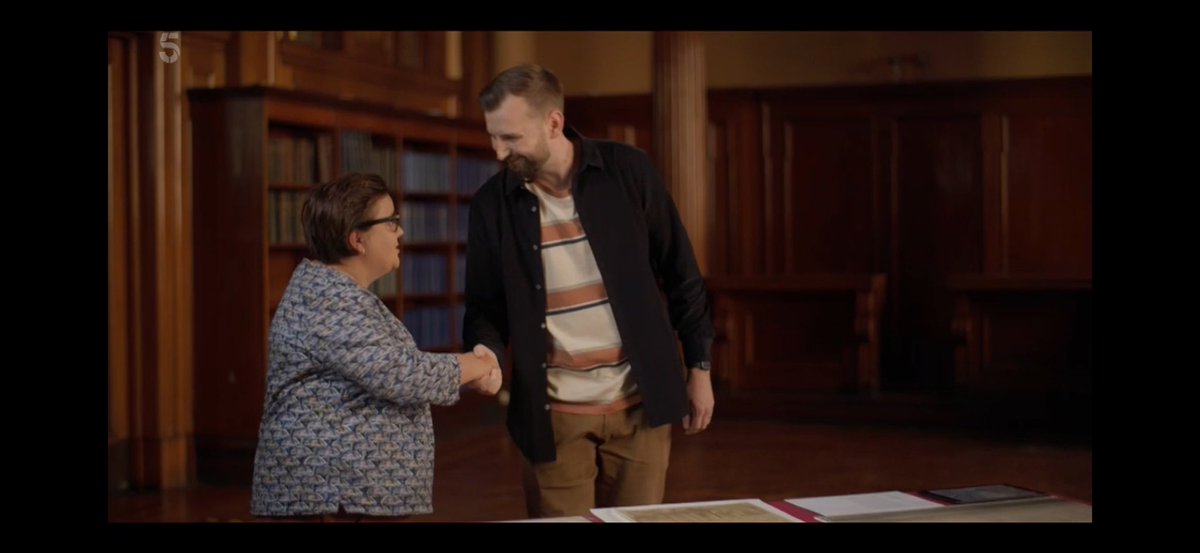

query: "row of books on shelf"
xmin=372 ymin=252 xmax=471 ymax=296
xmin=402 ymin=253 xmax=449 ymax=294
xmin=342 ymin=131 xmax=398 ymax=188
xmin=348 ymin=148 xmax=496 ymax=194
xmin=454 ymin=157 xmax=500 ymax=195
xmin=455 ymin=252 xmax=466 ymax=293
xmin=401 ymin=306 xmax=462 ymax=349
xmin=509 ymin=485 xmax=1087 ymax=523
xmin=269 ymin=128 xmax=498 ymax=194
xmin=401 ymin=150 xmax=447 ymax=193
xmin=401 ymin=203 xmax=458 ymax=243
xmin=268 ymin=134 xmax=335 ymax=185
xmin=268 ymin=190 xmax=306 ymax=245
xmin=388 ymin=150 xmax=497 ymax=194
xmin=455 ymin=205 xmax=470 ymax=242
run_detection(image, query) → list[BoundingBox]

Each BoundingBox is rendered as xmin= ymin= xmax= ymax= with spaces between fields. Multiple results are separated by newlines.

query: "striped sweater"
xmin=527 ymin=180 xmax=640 ymax=414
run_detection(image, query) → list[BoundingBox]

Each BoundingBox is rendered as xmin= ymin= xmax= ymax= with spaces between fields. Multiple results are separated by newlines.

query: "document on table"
xmin=592 ymin=499 xmax=802 ymax=523
xmin=786 ymin=491 xmax=943 ymax=517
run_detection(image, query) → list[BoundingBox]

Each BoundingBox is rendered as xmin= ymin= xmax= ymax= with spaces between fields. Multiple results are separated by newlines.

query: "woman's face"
xmin=357 ymin=194 xmax=404 ymax=279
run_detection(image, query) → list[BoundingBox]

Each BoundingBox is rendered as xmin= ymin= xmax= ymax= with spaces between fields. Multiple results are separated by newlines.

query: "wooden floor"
xmin=108 ymin=419 xmax=1091 ymax=522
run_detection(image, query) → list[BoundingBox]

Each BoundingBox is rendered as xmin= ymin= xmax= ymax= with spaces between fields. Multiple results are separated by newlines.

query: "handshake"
xmin=457 ymin=344 xmax=502 ymax=395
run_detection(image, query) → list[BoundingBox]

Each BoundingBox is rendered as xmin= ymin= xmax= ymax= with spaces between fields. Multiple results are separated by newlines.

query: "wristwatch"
xmin=691 ymin=361 xmax=711 ymax=371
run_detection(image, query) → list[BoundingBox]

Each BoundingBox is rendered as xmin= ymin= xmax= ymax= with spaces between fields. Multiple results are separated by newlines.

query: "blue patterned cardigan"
xmin=251 ymin=259 xmax=462 ymax=517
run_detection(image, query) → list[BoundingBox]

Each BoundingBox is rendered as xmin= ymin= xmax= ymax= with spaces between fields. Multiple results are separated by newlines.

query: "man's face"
xmin=484 ymin=95 xmax=552 ymax=181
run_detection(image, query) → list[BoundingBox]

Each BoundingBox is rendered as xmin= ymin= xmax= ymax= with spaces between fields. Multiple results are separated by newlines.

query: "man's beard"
xmin=506 ymin=154 xmax=540 ymax=182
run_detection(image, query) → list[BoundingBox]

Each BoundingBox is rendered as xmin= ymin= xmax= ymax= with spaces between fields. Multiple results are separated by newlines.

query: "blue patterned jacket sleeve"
xmin=309 ymin=272 xmax=462 ymax=407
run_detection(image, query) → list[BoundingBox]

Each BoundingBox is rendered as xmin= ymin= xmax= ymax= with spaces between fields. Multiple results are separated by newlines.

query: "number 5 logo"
xmin=159 ymin=32 xmax=180 ymax=63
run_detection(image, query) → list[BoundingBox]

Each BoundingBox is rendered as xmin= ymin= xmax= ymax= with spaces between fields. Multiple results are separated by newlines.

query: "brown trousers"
xmin=523 ymin=405 xmax=672 ymax=518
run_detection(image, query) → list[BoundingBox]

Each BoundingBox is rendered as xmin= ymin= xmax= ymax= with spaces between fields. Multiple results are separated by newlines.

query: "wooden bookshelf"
xmin=189 ymin=86 xmax=499 ymax=483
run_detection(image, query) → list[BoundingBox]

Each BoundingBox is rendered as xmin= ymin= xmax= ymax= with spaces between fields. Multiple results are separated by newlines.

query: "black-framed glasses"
xmin=355 ymin=213 xmax=403 ymax=232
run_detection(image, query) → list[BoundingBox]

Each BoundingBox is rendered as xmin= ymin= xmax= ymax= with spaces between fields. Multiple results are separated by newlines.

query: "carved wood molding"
xmin=280 ymin=41 xmax=460 ymax=96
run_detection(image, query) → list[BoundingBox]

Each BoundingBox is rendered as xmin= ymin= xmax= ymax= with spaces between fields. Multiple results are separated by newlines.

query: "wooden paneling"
xmin=109 ymin=33 xmax=132 ymax=494
xmin=111 ymin=29 xmax=238 ymax=491
xmin=710 ymin=274 xmax=886 ymax=403
xmin=458 ymin=32 xmax=494 ymax=123
xmin=765 ymin=108 xmax=877 ymax=274
xmin=189 ymin=94 xmax=268 ymax=484
xmin=708 ymin=91 xmax=764 ymax=276
xmin=181 ymin=32 xmax=230 ymax=89
xmin=279 ymin=39 xmax=460 ymax=116
xmin=230 ymin=31 xmax=272 ymax=87
xmin=563 ymin=95 xmax=654 ymax=159
xmin=343 ymin=31 xmax=398 ymax=66
xmin=190 ymin=97 xmax=269 ymax=449
xmin=567 ymin=77 xmax=1091 ymax=413
xmin=892 ymin=115 xmax=984 ymax=390
xmin=108 ymin=32 xmax=195 ymax=490
xmin=422 ymin=31 xmax=446 ymax=77
xmin=1006 ymin=113 xmax=1092 ymax=275
xmin=950 ymin=276 xmax=1092 ymax=401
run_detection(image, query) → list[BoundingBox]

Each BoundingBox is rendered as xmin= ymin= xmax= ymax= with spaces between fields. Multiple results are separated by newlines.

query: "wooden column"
xmin=652 ymin=32 xmax=710 ymax=273
xmin=110 ymin=31 xmax=195 ymax=490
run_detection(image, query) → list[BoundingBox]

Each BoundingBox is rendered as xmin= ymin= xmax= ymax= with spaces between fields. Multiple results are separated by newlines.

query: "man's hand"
xmin=682 ymin=368 xmax=714 ymax=435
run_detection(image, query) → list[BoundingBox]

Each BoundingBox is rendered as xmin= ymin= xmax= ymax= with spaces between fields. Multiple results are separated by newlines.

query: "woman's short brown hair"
xmin=301 ymin=173 xmax=389 ymax=264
